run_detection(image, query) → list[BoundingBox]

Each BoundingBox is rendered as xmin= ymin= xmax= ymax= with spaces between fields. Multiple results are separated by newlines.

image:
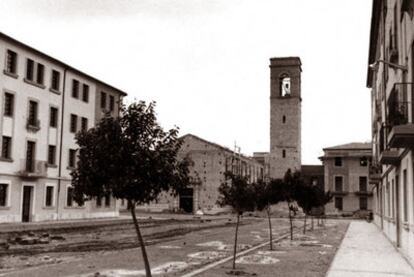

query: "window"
xmin=4 ymin=93 xmax=14 ymax=117
xmin=26 ymin=141 xmax=35 ymax=172
xmin=48 ymin=145 xmax=56 ymax=165
xmin=403 ymin=169 xmax=408 ymax=222
xmin=66 ymin=187 xmax=74 ymax=207
xmin=82 ymin=84 xmax=89 ymax=102
xmin=360 ymin=157 xmax=368 ymax=167
xmin=72 ymin=80 xmax=79 ymax=98
xmin=28 ymin=100 xmax=38 ymax=126
xmin=359 ymin=197 xmax=368 ymax=210
xmin=5 ymin=50 xmax=17 ymax=75
xmin=280 ymin=75 xmax=291 ymax=97
xmin=1 ymin=136 xmax=12 ymax=159
xmin=334 ymin=197 xmax=343 ymax=211
xmin=26 ymin=59 xmax=34 ymax=81
xmin=387 ymin=181 xmax=391 ymax=216
xmin=70 ymin=114 xmax=78 ymax=133
xmin=391 ymin=179 xmax=395 ymax=218
xmin=334 ymin=157 xmax=342 ymax=167
xmin=81 ymin=117 xmax=88 ymax=132
xmin=282 ymin=149 xmax=286 ymax=158
xmin=68 ymin=149 xmax=76 ymax=168
xmin=96 ymin=196 xmax=102 ymax=207
xmin=45 ymin=186 xmax=54 ymax=207
xmin=36 ymin=63 xmax=44 ymax=85
xmin=359 ymin=176 xmax=367 ymax=192
xmin=105 ymin=194 xmax=111 ymax=207
xmin=51 ymin=70 xmax=60 ymax=91
xmin=0 ymin=183 xmax=8 ymax=206
xmin=25 ymin=59 xmax=44 ymax=86
xmin=50 ymin=107 xmax=58 ymax=128
xmin=109 ymin=95 xmax=115 ymax=111
xmin=101 ymin=92 xmax=107 ymax=109
xmin=282 ymin=115 xmax=286 ymax=123
xmin=334 ymin=176 xmax=343 ymax=192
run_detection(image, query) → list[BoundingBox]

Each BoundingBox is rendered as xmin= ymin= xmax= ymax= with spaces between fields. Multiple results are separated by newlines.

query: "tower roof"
xmin=270 ymin=57 xmax=302 ymax=69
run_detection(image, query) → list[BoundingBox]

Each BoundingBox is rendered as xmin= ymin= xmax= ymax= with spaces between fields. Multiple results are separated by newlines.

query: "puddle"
xmin=253 ymin=235 xmax=264 ymax=241
xmin=196 ymin=241 xmax=250 ymax=251
xmin=236 ymin=254 xmax=280 ymax=265
xmin=197 ymin=241 xmax=227 ymax=250
xmin=257 ymin=250 xmax=286 ymax=255
xmin=76 ymin=262 xmax=189 ymax=276
xmin=158 ymin=245 xmax=181 ymax=249
xmin=250 ymin=231 xmax=261 ymax=234
xmin=188 ymin=251 xmax=227 ymax=260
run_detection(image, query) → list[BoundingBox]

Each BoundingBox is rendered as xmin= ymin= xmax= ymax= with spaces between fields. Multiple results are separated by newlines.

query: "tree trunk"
xmin=303 ymin=213 xmax=307 ymax=234
xmin=129 ymin=200 xmax=152 ymax=277
xmin=232 ymin=214 xmax=240 ymax=270
xmin=311 ymin=216 xmax=314 ymax=231
xmin=267 ymin=207 xmax=273 ymax=250
xmin=287 ymin=202 xmax=293 ymax=240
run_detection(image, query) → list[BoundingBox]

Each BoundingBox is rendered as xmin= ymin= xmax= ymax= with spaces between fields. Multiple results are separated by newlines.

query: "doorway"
xmin=179 ymin=188 xmax=194 ymax=213
xmin=22 ymin=186 xmax=33 ymax=222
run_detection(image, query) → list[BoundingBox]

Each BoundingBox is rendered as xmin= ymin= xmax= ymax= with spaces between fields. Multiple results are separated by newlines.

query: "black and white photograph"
xmin=0 ymin=0 xmax=414 ymax=276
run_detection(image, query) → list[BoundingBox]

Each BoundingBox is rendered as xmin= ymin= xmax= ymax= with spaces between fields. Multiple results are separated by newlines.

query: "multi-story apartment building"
xmin=139 ymin=134 xmax=264 ymax=214
xmin=320 ymin=143 xmax=373 ymax=215
xmin=367 ymin=0 xmax=414 ymax=263
xmin=0 ymin=32 xmax=126 ymax=223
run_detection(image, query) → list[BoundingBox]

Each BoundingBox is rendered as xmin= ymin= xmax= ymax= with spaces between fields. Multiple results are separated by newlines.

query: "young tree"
xmin=71 ymin=101 xmax=191 ymax=277
xmin=282 ymin=169 xmax=303 ymax=240
xmin=295 ymin=183 xmax=320 ymax=234
xmin=217 ymin=172 xmax=255 ymax=270
xmin=252 ymin=178 xmax=285 ymax=250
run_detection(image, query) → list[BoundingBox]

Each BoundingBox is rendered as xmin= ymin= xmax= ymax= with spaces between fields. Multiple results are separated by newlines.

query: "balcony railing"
xmin=17 ymin=159 xmax=47 ymax=178
xmin=369 ymin=164 xmax=382 ymax=184
xmin=387 ymin=84 xmax=414 ymax=148
xmin=355 ymin=190 xmax=373 ymax=196
xmin=26 ymin=118 xmax=40 ymax=132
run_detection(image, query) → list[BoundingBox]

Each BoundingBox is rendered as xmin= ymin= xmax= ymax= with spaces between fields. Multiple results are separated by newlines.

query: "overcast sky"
xmin=0 ymin=0 xmax=372 ymax=164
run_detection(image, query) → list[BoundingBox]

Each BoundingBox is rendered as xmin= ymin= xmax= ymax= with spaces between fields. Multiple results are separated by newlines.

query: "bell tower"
xmin=269 ymin=57 xmax=302 ymax=179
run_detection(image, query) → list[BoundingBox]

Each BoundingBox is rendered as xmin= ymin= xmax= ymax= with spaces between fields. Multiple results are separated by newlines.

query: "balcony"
xmin=355 ymin=190 xmax=373 ymax=196
xmin=17 ymin=159 xmax=47 ymax=178
xmin=26 ymin=118 xmax=40 ymax=132
xmin=379 ymin=149 xmax=400 ymax=165
xmin=387 ymin=84 xmax=414 ymax=148
xmin=368 ymin=164 xmax=382 ymax=184
xmin=332 ymin=190 xmax=348 ymax=196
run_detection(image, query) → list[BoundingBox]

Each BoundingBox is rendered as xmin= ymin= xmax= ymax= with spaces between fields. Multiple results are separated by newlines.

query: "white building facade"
xmin=0 ymin=32 xmax=126 ymax=222
xmin=367 ymin=0 xmax=414 ymax=265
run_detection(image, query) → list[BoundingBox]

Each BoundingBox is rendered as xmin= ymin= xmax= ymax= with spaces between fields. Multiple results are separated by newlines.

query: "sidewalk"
xmin=326 ymin=221 xmax=414 ymax=277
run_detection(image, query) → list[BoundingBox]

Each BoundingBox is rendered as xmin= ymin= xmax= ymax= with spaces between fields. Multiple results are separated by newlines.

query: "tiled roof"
xmin=323 ymin=142 xmax=372 ymax=151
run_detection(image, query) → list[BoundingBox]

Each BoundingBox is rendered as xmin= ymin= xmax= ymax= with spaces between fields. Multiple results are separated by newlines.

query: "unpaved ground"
xmin=0 ymin=216 xmax=237 ymax=274
xmin=0 ymin=217 xmax=348 ymax=277
xmin=198 ymin=220 xmax=349 ymax=277
xmin=0 ymin=216 xmax=297 ymax=276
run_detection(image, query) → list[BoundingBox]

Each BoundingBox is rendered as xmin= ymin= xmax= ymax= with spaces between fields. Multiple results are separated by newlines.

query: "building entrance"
xmin=22 ymin=186 xmax=33 ymax=222
xmin=179 ymin=188 xmax=194 ymax=213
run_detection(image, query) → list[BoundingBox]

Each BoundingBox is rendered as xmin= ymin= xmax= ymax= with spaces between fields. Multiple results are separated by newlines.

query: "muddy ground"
xmin=0 ymin=216 xmax=348 ymax=277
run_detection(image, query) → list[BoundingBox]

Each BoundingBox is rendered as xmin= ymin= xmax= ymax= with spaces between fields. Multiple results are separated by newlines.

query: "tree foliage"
xmin=217 ymin=172 xmax=255 ymax=215
xmin=71 ymin=101 xmax=191 ymax=277
xmin=71 ymin=101 xmax=191 ymax=204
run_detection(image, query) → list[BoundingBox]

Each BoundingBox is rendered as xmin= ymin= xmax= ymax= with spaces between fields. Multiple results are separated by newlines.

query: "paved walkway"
xmin=326 ymin=221 xmax=414 ymax=277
